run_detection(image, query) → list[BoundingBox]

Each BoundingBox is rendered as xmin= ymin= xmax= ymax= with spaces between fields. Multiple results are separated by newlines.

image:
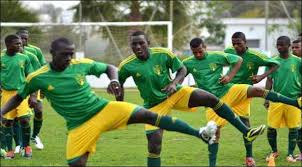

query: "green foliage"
xmin=0 ymin=90 xmax=299 ymax=166
xmin=0 ymin=0 xmax=38 ymax=22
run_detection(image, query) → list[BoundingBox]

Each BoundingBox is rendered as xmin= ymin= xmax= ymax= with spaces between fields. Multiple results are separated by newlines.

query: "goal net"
xmin=0 ymin=21 xmax=173 ymax=88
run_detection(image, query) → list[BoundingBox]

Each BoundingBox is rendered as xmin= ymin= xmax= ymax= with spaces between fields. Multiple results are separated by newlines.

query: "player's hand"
xmin=219 ymin=75 xmax=231 ymax=84
xmin=161 ymin=82 xmax=177 ymax=96
xmin=250 ymin=75 xmax=263 ymax=84
xmin=107 ymin=80 xmax=122 ymax=97
xmin=264 ymin=100 xmax=269 ymax=109
xmin=28 ymin=94 xmax=38 ymax=108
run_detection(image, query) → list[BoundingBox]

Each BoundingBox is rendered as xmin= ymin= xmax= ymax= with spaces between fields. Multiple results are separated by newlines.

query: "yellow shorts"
xmin=1 ymin=89 xmax=30 ymax=120
xmin=268 ymin=102 xmax=301 ymax=128
xmin=66 ymin=101 xmax=138 ymax=162
xmin=206 ymin=84 xmax=251 ymax=127
xmin=145 ymin=86 xmax=197 ymax=132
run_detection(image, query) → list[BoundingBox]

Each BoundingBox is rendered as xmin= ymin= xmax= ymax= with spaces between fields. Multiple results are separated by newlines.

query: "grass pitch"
xmin=1 ymin=89 xmax=300 ymax=166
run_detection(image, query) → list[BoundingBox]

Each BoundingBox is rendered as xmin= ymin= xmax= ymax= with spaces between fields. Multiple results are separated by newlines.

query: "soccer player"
xmin=16 ymin=28 xmax=46 ymax=149
xmin=292 ymin=38 xmax=302 ymax=161
xmin=184 ymin=37 xmax=302 ymax=167
xmin=224 ymin=31 xmax=280 ymax=166
xmin=118 ymin=30 xmax=267 ymax=167
xmin=1 ymin=34 xmax=35 ymax=159
xmin=292 ymin=39 xmax=301 ymax=58
xmin=264 ymin=36 xmax=301 ymax=163
xmin=2 ymin=37 xmax=222 ymax=166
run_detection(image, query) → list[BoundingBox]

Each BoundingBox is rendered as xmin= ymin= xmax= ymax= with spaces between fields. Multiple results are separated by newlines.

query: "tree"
xmin=0 ymin=0 xmax=38 ymax=22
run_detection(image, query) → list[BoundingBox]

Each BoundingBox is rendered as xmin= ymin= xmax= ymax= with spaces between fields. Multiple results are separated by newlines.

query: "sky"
xmin=21 ymin=0 xmax=80 ymax=10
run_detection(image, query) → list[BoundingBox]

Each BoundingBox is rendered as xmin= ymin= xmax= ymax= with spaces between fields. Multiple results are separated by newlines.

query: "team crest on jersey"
xmin=75 ymin=74 xmax=85 ymax=86
xmin=19 ymin=61 xmax=25 ymax=68
xmin=153 ymin=65 xmax=162 ymax=75
xmin=247 ymin=62 xmax=254 ymax=70
xmin=136 ymin=72 xmax=141 ymax=77
xmin=291 ymin=64 xmax=296 ymax=72
xmin=47 ymin=85 xmax=55 ymax=91
xmin=209 ymin=63 xmax=217 ymax=71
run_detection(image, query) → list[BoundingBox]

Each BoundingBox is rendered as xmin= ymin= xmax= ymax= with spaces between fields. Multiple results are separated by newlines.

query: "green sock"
xmin=208 ymin=143 xmax=219 ymax=167
xmin=13 ymin=120 xmax=21 ymax=146
xmin=243 ymin=137 xmax=253 ymax=157
xmin=264 ymin=91 xmax=299 ymax=108
xmin=3 ymin=125 xmax=13 ymax=151
xmin=0 ymin=125 xmax=6 ymax=149
xmin=32 ymin=117 xmax=43 ymax=138
xmin=288 ymin=128 xmax=298 ymax=155
xmin=147 ymin=155 xmax=160 ymax=167
xmin=214 ymin=102 xmax=248 ymax=134
xmin=20 ymin=123 xmax=31 ymax=147
xmin=267 ymin=127 xmax=277 ymax=152
xmin=297 ymin=128 xmax=302 ymax=152
xmin=156 ymin=115 xmax=199 ymax=138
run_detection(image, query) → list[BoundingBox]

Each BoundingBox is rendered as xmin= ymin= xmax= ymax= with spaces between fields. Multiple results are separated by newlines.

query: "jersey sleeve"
xmin=88 ymin=61 xmax=108 ymax=76
xmin=254 ymin=52 xmax=280 ymax=67
xmin=224 ymin=53 xmax=240 ymax=65
xmin=35 ymin=48 xmax=47 ymax=65
xmin=28 ymin=52 xmax=41 ymax=70
xmin=166 ymin=50 xmax=183 ymax=73
xmin=118 ymin=65 xmax=130 ymax=85
xmin=17 ymin=76 xmax=39 ymax=99
xmin=25 ymin=56 xmax=34 ymax=76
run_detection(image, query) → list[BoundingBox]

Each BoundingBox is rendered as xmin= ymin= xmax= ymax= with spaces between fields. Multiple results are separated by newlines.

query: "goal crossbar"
xmin=0 ymin=21 xmax=173 ymax=49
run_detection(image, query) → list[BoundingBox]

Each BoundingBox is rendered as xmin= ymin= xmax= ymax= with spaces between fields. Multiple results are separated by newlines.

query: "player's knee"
xmin=248 ymin=87 xmax=264 ymax=97
xmin=128 ymin=108 xmax=157 ymax=124
xmin=189 ymin=89 xmax=219 ymax=108
xmin=3 ymin=120 xmax=13 ymax=127
xmin=19 ymin=117 xmax=30 ymax=126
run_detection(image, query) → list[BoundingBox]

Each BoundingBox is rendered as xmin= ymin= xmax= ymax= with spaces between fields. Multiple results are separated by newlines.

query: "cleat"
xmin=245 ymin=157 xmax=256 ymax=167
xmin=199 ymin=121 xmax=217 ymax=144
xmin=266 ymin=152 xmax=280 ymax=162
xmin=21 ymin=146 xmax=32 ymax=159
xmin=14 ymin=145 xmax=21 ymax=154
xmin=4 ymin=150 xmax=14 ymax=159
xmin=286 ymin=154 xmax=296 ymax=163
xmin=31 ymin=136 xmax=44 ymax=150
xmin=295 ymin=153 xmax=302 ymax=161
xmin=0 ymin=149 xmax=7 ymax=158
xmin=244 ymin=125 xmax=266 ymax=142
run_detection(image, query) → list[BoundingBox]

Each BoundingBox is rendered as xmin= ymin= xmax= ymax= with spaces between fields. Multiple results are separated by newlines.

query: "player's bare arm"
xmin=220 ymin=57 xmax=243 ymax=84
xmin=161 ymin=66 xmax=187 ymax=96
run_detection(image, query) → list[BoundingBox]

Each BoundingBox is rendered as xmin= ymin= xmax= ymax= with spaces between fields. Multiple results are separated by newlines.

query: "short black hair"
xmin=232 ymin=32 xmax=246 ymax=41
xmin=50 ymin=37 xmax=73 ymax=50
xmin=293 ymin=39 xmax=301 ymax=44
xmin=277 ymin=36 xmax=291 ymax=45
xmin=5 ymin=34 xmax=20 ymax=46
xmin=16 ymin=27 xmax=29 ymax=35
xmin=131 ymin=30 xmax=146 ymax=37
xmin=190 ymin=37 xmax=204 ymax=48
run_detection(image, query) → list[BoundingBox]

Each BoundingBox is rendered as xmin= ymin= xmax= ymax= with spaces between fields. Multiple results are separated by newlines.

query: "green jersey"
xmin=268 ymin=54 xmax=301 ymax=98
xmin=18 ymin=58 xmax=109 ymax=130
xmin=25 ymin=44 xmax=46 ymax=65
xmin=1 ymin=52 xmax=33 ymax=90
xmin=183 ymin=51 xmax=240 ymax=97
xmin=23 ymin=50 xmax=41 ymax=70
xmin=224 ymin=47 xmax=279 ymax=85
xmin=119 ymin=47 xmax=183 ymax=108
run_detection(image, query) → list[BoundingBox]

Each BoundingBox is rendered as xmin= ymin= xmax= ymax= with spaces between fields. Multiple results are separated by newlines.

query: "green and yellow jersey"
xmin=23 ymin=50 xmax=41 ymax=71
xmin=1 ymin=52 xmax=33 ymax=90
xmin=224 ymin=47 xmax=279 ymax=85
xmin=25 ymin=44 xmax=46 ymax=65
xmin=118 ymin=47 xmax=183 ymax=108
xmin=268 ymin=54 xmax=301 ymax=98
xmin=183 ymin=51 xmax=240 ymax=97
xmin=17 ymin=58 xmax=109 ymax=130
